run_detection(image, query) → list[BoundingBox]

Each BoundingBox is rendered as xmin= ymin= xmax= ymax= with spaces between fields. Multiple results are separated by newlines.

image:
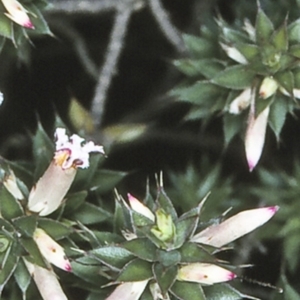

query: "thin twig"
xmin=46 ymin=0 xmax=120 ymax=14
xmin=49 ymin=18 xmax=98 ymax=79
xmin=148 ymin=0 xmax=186 ymax=53
xmin=91 ymin=2 xmax=134 ymax=127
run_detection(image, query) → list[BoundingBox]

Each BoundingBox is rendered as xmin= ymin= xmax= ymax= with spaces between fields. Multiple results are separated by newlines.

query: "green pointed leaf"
xmin=19 ymin=237 xmax=48 ymax=269
xmin=268 ymin=94 xmax=289 ymax=140
xmin=290 ymin=44 xmax=300 ymax=58
xmin=13 ymin=259 xmax=31 ymax=295
xmin=171 ymin=81 xmax=224 ymax=104
xmin=256 ymin=94 xmax=274 ymax=116
xmin=171 ymin=281 xmax=206 ymax=300
xmin=179 ymin=243 xmax=215 ymax=263
xmin=0 ymin=185 xmax=23 ymax=220
xmin=114 ymin=196 xmax=133 ymax=233
xmin=272 ymin=21 xmax=288 ymax=52
xmin=173 ymin=59 xmax=204 ymax=77
xmin=223 ymin=113 xmax=244 ymax=147
xmin=13 ymin=215 xmax=37 ymax=237
xmin=153 ymin=263 xmax=177 ymax=296
xmin=0 ymin=15 xmax=13 ymax=40
xmin=156 ymin=188 xmax=177 ymax=221
xmin=181 ymin=59 xmax=225 ymax=79
xmin=93 ymin=231 xmax=124 ymax=244
xmin=122 ymin=238 xmax=157 ymax=262
xmin=204 ymin=283 xmax=258 ymax=300
xmin=117 ymin=258 xmax=153 ymax=282
xmin=0 ymin=236 xmax=10 ymax=253
xmin=32 ymin=123 xmax=54 ymax=181
xmin=174 ymin=207 xmax=200 ymax=248
xmin=279 ymin=54 xmax=295 ymax=71
xmin=212 ymin=65 xmax=254 ymax=89
xmin=274 ymin=71 xmax=294 ymax=96
xmin=72 ymin=202 xmax=111 ymax=225
xmin=183 ymin=34 xmax=217 ymax=58
xmin=0 ymin=249 xmax=19 ymax=292
xmin=255 ymin=6 xmax=274 ymax=45
xmin=234 ymin=43 xmax=259 ymax=61
xmin=63 ymin=191 xmax=88 ymax=215
xmin=90 ymin=169 xmax=126 ymax=194
xmin=38 ymin=219 xmax=72 ymax=240
xmin=288 ymin=18 xmax=300 ymax=43
xmin=25 ymin=3 xmax=52 ymax=35
xmin=90 ymin=246 xmax=134 ymax=270
xmin=71 ymin=257 xmax=106 ymax=285
xmin=156 ymin=249 xmax=180 ymax=268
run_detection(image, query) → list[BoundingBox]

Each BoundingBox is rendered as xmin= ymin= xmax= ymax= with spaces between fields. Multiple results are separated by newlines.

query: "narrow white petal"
xmin=128 ymin=194 xmax=155 ymax=221
xmin=24 ymin=260 xmax=68 ymax=300
xmin=245 ymin=106 xmax=270 ymax=172
xmin=177 ymin=263 xmax=236 ymax=285
xmin=220 ymin=43 xmax=248 ymax=64
xmin=191 ymin=206 xmax=279 ymax=247
xmin=229 ymin=88 xmax=251 ymax=114
xmin=105 ymin=280 xmax=148 ymax=300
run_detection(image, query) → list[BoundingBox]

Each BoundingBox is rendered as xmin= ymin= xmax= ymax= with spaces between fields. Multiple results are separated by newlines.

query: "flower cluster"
xmin=83 ymin=184 xmax=278 ymax=300
xmin=172 ymin=2 xmax=300 ymax=171
xmin=0 ymin=127 xmax=104 ymax=299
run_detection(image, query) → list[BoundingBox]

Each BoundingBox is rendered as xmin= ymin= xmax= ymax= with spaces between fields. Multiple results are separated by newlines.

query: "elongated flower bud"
xmin=24 ymin=260 xmax=68 ymax=300
xmin=1 ymin=0 xmax=34 ymax=29
xmin=28 ymin=128 xmax=104 ymax=216
xmin=259 ymin=77 xmax=278 ymax=99
xmin=3 ymin=171 xmax=23 ymax=200
xmin=245 ymin=106 xmax=270 ymax=171
xmin=229 ymin=87 xmax=251 ymax=114
xmin=220 ymin=43 xmax=248 ymax=64
xmin=191 ymin=206 xmax=279 ymax=247
xmin=128 ymin=193 xmax=155 ymax=221
xmin=33 ymin=228 xmax=71 ymax=272
xmin=105 ymin=280 xmax=148 ymax=300
xmin=177 ymin=263 xmax=236 ymax=285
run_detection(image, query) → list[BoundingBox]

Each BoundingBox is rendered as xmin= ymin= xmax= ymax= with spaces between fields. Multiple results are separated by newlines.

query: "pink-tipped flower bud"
xmin=245 ymin=106 xmax=270 ymax=172
xmin=191 ymin=206 xmax=279 ymax=247
xmin=33 ymin=228 xmax=72 ymax=272
xmin=1 ymin=0 xmax=34 ymax=29
xmin=177 ymin=263 xmax=236 ymax=285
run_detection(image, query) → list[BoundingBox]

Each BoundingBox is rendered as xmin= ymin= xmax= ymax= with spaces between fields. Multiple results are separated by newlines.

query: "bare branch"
xmin=49 ymin=18 xmax=98 ymax=79
xmin=46 ymin=0 xmax=120 ymax=14
xmin=91 ymin=2 xmax=134 ymax=127
xmin=149 ymin=0 xmax=186 ymax=53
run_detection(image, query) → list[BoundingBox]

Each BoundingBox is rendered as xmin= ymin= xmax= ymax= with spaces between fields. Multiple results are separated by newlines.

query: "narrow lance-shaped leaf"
xmin=255 ymin=5 xmax=274 ymax=45
xmin=211 ymin=65 xmax=255 ymax=90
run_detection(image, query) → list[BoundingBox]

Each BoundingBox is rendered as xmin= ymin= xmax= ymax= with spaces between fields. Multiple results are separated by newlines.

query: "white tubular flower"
xmin=259 ymin=77 xmax=278 ymax=99
xmin=24 ymin=260 xmax=68 ymax=300
xmin=33 ymin=228 xmax=72 ymax=272
xmin=229 ymin=87 xmax=252 ymax=114
xmin=28 ymin=128 xmax=104 ymax=216
xmin=128 ymin=193 xmax=155 ymax=222
xmin=105 ymin=280 xmax=148 ymax=300
xmin=1 ymin=0 xmax=34 ymax=29
xmin=220 ymin=43 xmax=248 ymax=64
xmin=191 ymin=206 xmax=279 ymax=247
xmin=245 ymin=106 xmax=270 ymax=172
xmin=3 ymin=171 xmax=23 ymax=200
xmin=177 ymin=263 xmax=236 ymax=285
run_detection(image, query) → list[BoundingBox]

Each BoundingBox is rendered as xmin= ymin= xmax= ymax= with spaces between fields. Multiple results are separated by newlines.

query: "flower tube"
xmin=28 ymin=128 xmax=104 ymax=216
